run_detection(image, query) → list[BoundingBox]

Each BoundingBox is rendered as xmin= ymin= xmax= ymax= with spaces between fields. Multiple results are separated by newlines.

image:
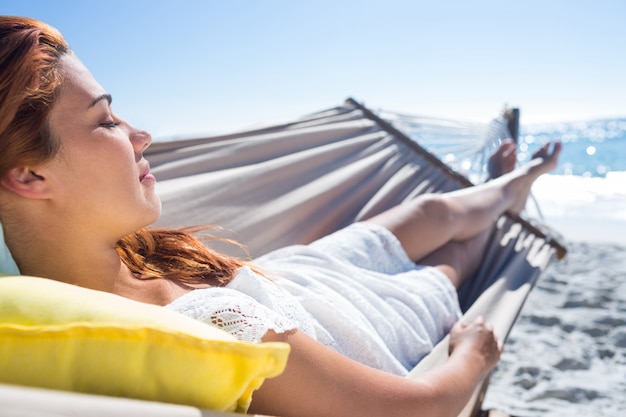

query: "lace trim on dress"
xmin=229 ymin=266 xmax=317 ymax=338
xmin=165 ymin=287 xmax=298 ymax=343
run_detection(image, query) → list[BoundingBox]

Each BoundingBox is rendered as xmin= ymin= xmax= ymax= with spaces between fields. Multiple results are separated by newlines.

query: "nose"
xmin=130 ymin=127 xmax=152 ymax=157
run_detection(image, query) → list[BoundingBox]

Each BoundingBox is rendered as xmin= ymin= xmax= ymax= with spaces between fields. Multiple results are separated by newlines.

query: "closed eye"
xmin=100 ymin=121 xmax=120 ymax=129
xmin=99 ymin=113 xmax=121 ymax=129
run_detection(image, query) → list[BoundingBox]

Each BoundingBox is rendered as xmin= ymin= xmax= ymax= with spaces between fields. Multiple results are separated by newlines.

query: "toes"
xmin=488 ymin=140 xmax=518 ymax=178
xmin=532 ymin=141 xmax=562 ymax=163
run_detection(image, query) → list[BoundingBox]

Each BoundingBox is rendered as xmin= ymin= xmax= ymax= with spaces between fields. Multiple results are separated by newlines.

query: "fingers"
xmin=461 ymin=316 xmax=502 ymax=346
xmin=455 ymin=316 xmax=499 ymax=335
xmin=474 ymin=317 xmax=503 ymax=353
xmin=463 ymin=315 xmax=487 ymax=327
xmin=474 ymin=316 xmax=496 ymax=336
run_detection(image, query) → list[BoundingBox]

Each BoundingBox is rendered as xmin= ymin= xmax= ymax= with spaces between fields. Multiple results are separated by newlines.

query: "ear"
xmin=0 ymin=167 xmax=52 ymax=199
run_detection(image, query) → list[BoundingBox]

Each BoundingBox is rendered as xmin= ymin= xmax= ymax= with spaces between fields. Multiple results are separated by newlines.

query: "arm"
xmin=249 ymin=316 xmax=502 ymax=417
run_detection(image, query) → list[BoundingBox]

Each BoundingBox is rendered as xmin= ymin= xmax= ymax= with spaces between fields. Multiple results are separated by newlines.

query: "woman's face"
xmin=44 ymin=54 xmax=161 ymax=242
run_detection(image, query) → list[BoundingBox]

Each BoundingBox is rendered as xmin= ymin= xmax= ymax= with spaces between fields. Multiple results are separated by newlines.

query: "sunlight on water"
xmin=521 ymin=119 xmax=626 ymax=243
xmin=521 ymin=118 xmax=626 ymax=178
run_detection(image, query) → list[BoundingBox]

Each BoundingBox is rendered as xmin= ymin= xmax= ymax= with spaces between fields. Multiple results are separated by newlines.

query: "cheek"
xmin=56 ymin=134 xmax=137 ymax=189
xmin=89 ymin=141 xmax=136 ymax=174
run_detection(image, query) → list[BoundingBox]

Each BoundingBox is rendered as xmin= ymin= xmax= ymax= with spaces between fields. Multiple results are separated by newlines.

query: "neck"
xmin=4 ymin=211 xmax=187 ymax=306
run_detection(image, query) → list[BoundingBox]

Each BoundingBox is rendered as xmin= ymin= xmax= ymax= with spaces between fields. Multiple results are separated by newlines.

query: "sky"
xmin=3 ymin=0 xmax=626 ymax=139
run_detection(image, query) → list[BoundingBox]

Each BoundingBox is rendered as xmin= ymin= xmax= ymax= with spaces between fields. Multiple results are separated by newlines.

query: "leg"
xmin=417 ymin=229 xmax=491 ymax=288
xmin=365 ymin=141 xmax=561 ymax=263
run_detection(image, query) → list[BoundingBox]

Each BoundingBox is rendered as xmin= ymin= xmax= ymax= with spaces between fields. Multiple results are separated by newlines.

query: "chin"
xmin=146 ymin=199 xmax=163 ymax=225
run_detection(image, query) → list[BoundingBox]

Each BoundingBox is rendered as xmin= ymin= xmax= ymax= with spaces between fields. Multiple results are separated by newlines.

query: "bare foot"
xmin=530 ymin=141 xmax=561 ymax=167
xmin=503 ymin=141 xmax=562 ymax=214
xmin=487 ymin=139 xmax=517 ymax=179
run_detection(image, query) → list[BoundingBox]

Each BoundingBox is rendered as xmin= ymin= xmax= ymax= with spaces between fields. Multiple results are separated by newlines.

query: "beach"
xmin=483 ymin=176 xmax=626 ymax=416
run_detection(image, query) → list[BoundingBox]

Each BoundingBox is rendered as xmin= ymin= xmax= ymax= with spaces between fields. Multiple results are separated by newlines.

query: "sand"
xmin=483 ymin=239 xmax=626 ymax=416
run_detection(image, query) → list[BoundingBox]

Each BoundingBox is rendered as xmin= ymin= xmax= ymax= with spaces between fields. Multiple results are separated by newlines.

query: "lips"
xmin=139 ymin=163 xmax=156 ymax=183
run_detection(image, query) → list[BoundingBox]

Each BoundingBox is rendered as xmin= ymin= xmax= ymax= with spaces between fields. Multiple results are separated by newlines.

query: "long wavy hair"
xmin=116 ymin=227 xmax=249 ymax=287
xmin=0 ymin=16 xmax=245 ymax=286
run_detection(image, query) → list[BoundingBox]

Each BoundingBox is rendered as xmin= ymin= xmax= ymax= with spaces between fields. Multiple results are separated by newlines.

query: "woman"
xmin=0 ymin=17 xmax=561 ymax=417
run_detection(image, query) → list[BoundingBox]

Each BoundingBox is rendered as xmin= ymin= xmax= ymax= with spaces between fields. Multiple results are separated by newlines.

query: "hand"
xmin=448 ymin=316 xmax=503 ymax=373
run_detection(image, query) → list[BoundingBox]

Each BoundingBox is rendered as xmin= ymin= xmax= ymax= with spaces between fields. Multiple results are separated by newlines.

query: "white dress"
xmin=166 ymin=222 xmax=461 ymax=376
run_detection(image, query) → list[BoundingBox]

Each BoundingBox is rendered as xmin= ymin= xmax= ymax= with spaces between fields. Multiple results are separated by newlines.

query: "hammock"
xmin=0 ymin=98 xmax=566 ymax=417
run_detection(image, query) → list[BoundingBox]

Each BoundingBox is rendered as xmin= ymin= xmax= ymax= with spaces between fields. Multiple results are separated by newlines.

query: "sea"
xmin=528 ymin=118 xmax=626 ymax=178
xmin=515 ymin=118 xmax=626 ymax=245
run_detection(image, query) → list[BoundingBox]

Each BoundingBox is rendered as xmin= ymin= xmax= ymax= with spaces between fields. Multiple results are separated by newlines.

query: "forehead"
xmin=56 ymin=55 xmax=107 ymax=109
xmin=47 ymin=55 xmax=110 ymax=141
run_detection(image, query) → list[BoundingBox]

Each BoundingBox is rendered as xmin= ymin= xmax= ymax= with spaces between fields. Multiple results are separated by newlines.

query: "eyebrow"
xmin=87 ymin=93 xmax=112 ymax=109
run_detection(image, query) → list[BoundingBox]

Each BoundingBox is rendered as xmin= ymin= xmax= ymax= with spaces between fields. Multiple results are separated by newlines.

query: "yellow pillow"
xmin=0 ymin=276 xmax=290 ymax=412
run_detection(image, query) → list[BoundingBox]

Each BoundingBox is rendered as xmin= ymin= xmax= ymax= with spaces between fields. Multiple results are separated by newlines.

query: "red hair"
xmin=0 ymin=16 xmax=67 ymax=179
xmin=116 ymin=227 xmax=251 ymax=287
xmin=0 ymin=17 xmax=244 ymax=286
